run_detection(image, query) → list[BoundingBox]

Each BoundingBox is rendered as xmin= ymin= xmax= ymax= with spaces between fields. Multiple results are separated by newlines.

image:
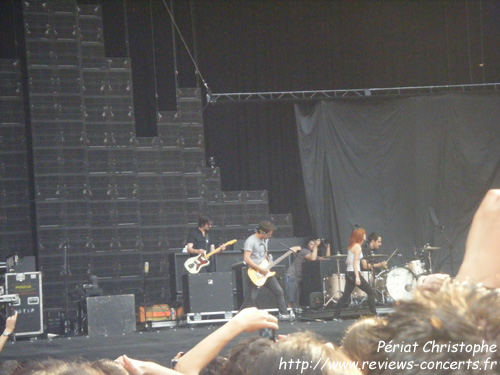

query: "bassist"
xmin=240 ymin=221 xmax=294 ymax=320
xmin=186 ymin=214 xmax=226 ymax=273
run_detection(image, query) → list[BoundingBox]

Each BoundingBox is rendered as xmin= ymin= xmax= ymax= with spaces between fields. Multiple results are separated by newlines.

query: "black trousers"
xmin=334 ymin=271 xmax=376 ymax=319
xmin=240 ymin=275 xmax=288 ymax=315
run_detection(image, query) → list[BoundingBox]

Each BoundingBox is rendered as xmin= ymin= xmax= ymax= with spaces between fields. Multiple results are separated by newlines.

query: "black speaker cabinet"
xmin=5 ymin=272 xmax=43 ymax=337
xmin=183 ymin=272 xmax=234 ymax=313
xmin=172 ymin=253 xmax=190 ymax=295
xmin=171 ymin=250 xmax=292 ymax=297
xmin=234 ymin=265 xmax=286 ymax=310
xmin=300 ymin=260 xmax=338 ymax=306
xmin=43 ymin=308 xmax=65 ymax=336
xmin=6 ymin=256 xmax=36 ymax=273
xmin=86 ymin=294 xmax=136 ymax=337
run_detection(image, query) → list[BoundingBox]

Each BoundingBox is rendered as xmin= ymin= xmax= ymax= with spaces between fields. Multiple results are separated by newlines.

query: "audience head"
xmin=90 ymin=359 xmax=128 ymax=375
xmin=223 ymin=332 xmax=361 ymax=375
xmin=200 ymin=356 xmax=227 ymax=375
xmin=0 ymin=360 xmax=19 ymax=375
xmin=221 ymin=336 xmax=273 ymax=375
xmin=369 ymin=280 xmax=500 ymax=375
xmin=10 ymin=358 xmax=117 ymax=375
xmin=341 ymin=317 xmax=388 ymax=374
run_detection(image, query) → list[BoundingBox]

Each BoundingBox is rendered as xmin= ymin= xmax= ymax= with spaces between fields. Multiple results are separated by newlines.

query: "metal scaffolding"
xmin=208 ymin=82 xmax=500 ymax=103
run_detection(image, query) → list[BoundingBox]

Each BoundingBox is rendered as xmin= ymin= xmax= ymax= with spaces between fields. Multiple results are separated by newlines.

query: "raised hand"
xmin=230 ymin=307 xmax=279 ymax=333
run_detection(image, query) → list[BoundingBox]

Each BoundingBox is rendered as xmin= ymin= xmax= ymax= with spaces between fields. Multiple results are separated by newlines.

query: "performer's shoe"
xmin=293 ymin=307 xmax=303 ymax=315
xmin=278 ymin=312 xmax=295 ymax=321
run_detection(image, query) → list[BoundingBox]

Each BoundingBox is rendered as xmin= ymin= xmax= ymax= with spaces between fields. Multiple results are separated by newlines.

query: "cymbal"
xmin=421 ymin=246 xmax=441 ymax=251
xmin=324 ymin=254 xmax=347 ymax=258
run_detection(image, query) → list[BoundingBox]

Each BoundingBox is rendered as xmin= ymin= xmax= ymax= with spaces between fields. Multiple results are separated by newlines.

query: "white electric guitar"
xmin=184 ymin=239 xmax=237 ymax=274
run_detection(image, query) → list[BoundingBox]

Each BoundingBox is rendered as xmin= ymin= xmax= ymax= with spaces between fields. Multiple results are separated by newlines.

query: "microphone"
xmin=144 ymin=262 xmax=149 ymax=274
xmin=428 ymin=207 xmax=445 ymax=229
xmin=90 ymin=275 xmax=99 ymax=288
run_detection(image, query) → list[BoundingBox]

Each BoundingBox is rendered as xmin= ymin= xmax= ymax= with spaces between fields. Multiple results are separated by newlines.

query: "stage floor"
xmin=2 ymin=314 xmax=358 ymax=366
xmin=1 ymin=301 xmax=395 ymax=366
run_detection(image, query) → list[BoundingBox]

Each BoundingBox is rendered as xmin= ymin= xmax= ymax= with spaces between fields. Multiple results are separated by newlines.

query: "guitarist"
xmin=240 ymin=221 xmax=294 ymax=321
xmin=186 ymin=214 xmax=226 ymax=273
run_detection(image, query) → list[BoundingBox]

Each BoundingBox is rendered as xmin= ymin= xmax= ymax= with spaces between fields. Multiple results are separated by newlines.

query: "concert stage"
xmin=0 ymin=308 xmax=384 ymax=366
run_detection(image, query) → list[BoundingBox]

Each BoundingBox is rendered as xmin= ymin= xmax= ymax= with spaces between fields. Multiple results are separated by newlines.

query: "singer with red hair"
xmin=333 ymin=228 xmax=377 ymax=321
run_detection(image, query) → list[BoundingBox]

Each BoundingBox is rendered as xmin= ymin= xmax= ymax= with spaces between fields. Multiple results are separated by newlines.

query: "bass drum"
xmin=375 ymin=267 xmax=417 ymax=301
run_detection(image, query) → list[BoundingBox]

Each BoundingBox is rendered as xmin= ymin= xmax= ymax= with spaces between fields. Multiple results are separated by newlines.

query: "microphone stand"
xmin=437 ymin=226 xmax=455 ymax=275
xmin=429 ymin=207 xmax=455 ymax=275
xmin=60 ymin=242 xmax=72 ymax=336
xmin=142 ymin=262 xmax=151 ymax=330
xmin=143 ymin=262 xmax=149 ymax=304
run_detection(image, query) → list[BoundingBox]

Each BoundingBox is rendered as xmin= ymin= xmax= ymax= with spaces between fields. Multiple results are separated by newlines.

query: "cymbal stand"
xmin=350 ymin=269 xmax=371 ymax=308
xmin=372 ymin=269 xmax=388 ymax=305
xmin=350 ymin=288 xmax=367 ymax=308
xmin=323 ymin=257 xmax=342 ymax=307
xmin=426 ymin=250 xmax=433 ymax=274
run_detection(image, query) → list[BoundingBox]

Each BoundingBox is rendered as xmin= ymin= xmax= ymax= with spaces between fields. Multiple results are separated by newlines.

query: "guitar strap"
xmin=264 ymin=238 xmax=272 ymax=262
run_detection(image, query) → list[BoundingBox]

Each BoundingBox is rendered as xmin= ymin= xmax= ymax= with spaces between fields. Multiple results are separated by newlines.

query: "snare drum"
xmin=375 ymin=267 xmax=417 ymax=301
xmin=406 ymin=260 xmax=426 ymax=276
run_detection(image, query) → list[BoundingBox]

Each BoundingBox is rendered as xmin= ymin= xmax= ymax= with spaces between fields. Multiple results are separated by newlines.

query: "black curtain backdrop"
xmin=295 ymin=93 xmax=500 ymax=275
xmin=192 ymin=0 xmax=500 ymax=93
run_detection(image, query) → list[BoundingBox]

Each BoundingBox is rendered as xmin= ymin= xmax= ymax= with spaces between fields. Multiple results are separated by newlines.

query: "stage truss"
xmin=208 ymin=82 xmax=500 ymax=103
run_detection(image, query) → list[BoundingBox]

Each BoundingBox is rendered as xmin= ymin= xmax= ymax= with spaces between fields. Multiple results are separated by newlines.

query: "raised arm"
xmin=174 ymin=307 xmax=278 ymax=375
xmin=305 ymin=240 xmax=319 ymax=261
xmin=324 ymin=243 xmax=331 ymax=257
xmin=0 ymin=311 xmax=17 ymax=352
xmin=456 ymin=189 xmax=500 ymax=288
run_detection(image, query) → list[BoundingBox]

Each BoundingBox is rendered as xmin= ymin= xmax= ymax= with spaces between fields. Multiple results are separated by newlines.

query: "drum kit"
xmin=323 ymin=245 xmax=441 ymax=306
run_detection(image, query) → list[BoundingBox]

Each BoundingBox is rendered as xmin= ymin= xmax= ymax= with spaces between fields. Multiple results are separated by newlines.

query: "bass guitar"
xmin=248 ymin=246 xmax=301 ymax=287
xmin=184 ymin=239 xmax=237 ymax=274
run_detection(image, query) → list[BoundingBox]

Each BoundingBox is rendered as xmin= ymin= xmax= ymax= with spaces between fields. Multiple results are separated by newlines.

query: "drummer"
xmin=361 ymin=232 xmax=388 ymax=272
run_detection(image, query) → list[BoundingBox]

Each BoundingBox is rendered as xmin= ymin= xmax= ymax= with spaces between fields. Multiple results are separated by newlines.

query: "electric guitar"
xmin=184 ymin=239 xmax=237 ymax=274
xmin=248 ymin=246 xmax=301 ymax=287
